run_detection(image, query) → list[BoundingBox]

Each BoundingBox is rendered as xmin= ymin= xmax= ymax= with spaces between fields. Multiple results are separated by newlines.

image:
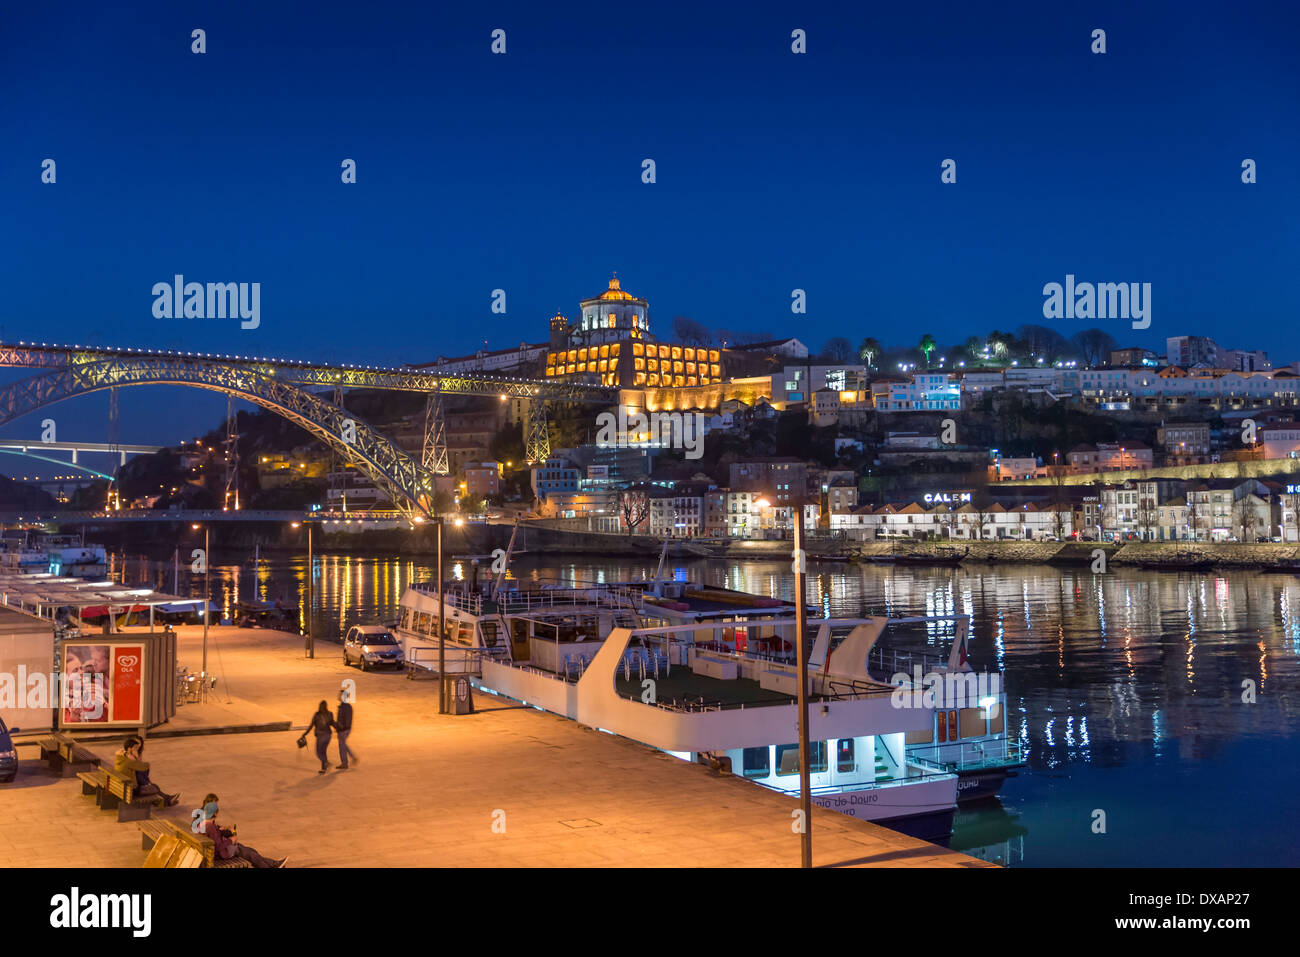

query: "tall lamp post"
xmin=191 ymin=523 xmax=210 ymax=699
xmin=793 ymin=510 xmax=812 ymax=868
xmin=437 ymin=516 xmax=446 ymax=714
xmin=291 ymin=521 xmax=314 ymax=658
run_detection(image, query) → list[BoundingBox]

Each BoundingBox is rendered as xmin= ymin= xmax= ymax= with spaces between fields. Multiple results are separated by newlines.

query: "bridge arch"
xmin=0 ymin=359 xmax=435 ymax=518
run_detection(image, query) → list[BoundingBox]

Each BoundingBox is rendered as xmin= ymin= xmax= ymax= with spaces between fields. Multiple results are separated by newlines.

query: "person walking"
xmin=336 ymin=689 xmax=358 ymax=770
xmin=302 ymin=700 xmax=337 ymax=774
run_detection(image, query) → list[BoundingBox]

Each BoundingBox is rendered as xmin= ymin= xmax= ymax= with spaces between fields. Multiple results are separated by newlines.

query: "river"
xmin=112 ymin=549 xmax=1300 ymax=867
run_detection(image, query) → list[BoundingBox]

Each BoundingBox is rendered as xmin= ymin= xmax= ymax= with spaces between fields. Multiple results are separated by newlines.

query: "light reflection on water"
xmin=115 ymin=551 xmax=1300 ymax=866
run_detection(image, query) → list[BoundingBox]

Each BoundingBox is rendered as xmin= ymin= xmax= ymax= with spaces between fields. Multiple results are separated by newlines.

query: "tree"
xmin=821 ymin=336 xmax=853 ymax=363
xmin=1071 ymin=328 xmax=1117 ymax=368
xmin=431 ymin=490 xmax=454 ymax=518
xmin=619 ymin=488 xmax=650 ymax=538
xmin=1017 ymin=324 xmax=1070 ymax=363
xmin=1236 ymin=497 xmax=1261 ymax=542
xmin=673 ymin=315 xmax=711 ymax=345
xmin=858 ymin=337 xmax=882 ymax=369
xmin=918 ymin=333 xmax=937 ymax=368
xmin=1048 ymin=457 xmax=1069 ymax=539
xmin=489 ymin=423 xmax=525 ymax=466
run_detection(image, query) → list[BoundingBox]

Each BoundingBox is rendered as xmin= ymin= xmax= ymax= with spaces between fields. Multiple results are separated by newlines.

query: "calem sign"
xmin=923 ymin=492 xmax=972 ymax=504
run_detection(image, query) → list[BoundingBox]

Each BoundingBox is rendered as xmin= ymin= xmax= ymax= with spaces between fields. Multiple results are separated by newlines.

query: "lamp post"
xmin=437 ymin=516 xmax=446 ymax=713
xmin=191 ymin=523 xmax=210 ymax=699
xmin=793 ymin=514 xmax=812 ymax=869
xmin=291 ymin=521 xmax=314 ymax=658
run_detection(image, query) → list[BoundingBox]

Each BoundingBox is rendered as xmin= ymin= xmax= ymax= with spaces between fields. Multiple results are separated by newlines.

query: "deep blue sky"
xmin=1 ymin=0 xmax=1297 ymax=467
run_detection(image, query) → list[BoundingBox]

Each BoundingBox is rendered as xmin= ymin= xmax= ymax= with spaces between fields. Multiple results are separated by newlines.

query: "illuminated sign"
xmin=923 ymin=492 xmax=972 ymax=504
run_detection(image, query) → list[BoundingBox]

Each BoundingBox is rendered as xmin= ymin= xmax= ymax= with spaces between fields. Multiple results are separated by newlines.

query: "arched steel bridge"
xmin=0 ymin=342 xmax=617 ymax=520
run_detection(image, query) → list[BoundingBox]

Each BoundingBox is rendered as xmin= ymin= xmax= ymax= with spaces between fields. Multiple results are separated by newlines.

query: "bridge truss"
xmin=0 ymin=343 xmax=615 ymax=517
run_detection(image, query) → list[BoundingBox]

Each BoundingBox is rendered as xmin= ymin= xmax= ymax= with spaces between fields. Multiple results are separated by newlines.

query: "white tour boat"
xmin=393 ymin=573 xmax=1021 ymax=839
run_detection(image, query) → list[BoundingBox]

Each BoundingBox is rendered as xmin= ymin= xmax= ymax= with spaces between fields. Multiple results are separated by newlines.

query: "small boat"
xmin=894 ymin=546 xmax=969 ymax=567
xmin=235 ymin=600 xmax=299 ymax=632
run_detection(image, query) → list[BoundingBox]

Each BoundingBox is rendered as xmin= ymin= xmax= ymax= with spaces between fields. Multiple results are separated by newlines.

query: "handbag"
xmin=296 ymin=733 xmax=307 ymax=749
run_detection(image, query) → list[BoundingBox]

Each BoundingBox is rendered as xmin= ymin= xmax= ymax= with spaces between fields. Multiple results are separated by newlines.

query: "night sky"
xmin=1 ymin=0 xmax=1297 ymax=463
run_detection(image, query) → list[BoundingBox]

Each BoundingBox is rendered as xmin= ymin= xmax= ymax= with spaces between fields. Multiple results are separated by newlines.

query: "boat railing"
xmin=909 ymin=737 xmax=1024 ymax=771
xmin=868 ymin=646 xmax=951 ymax=678
xmin=411 ymin=581 xmax=645 ymax=618
xmin=758 ymin=767 xmax=956 ymax=799
xmin=405 ymin=645 xmax=506 ymax=677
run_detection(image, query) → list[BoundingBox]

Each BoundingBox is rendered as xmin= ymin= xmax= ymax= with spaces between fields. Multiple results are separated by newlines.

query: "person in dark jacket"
xmin=305 ymin=700 xmax=337 ymax=774
xmin=200 ymin=793 xmax=286 ymax=868
xmin=336 ymin=689 xmax=358 ymax=770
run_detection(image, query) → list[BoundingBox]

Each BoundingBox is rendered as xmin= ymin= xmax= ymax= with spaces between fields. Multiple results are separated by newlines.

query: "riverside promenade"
xmin=2 ymin=625 xmax=990 ymax=868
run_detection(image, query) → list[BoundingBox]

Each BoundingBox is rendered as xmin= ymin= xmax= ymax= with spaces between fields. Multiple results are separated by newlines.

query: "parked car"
xmin=343 ymin=625 xmax=405 ymax=671
xmin=0 ymin=718 xmax=20 ymax=783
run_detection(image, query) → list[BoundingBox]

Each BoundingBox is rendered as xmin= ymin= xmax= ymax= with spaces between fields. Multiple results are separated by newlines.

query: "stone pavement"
xmin=1 ymin=625 xmax=992 ymax=868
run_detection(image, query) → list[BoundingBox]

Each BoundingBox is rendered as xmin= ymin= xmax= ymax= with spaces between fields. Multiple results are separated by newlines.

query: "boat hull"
xmin=808 ymin=773 xmax=959 ymax=835
xmin=955 ymin=767 xmax=1015 ymax=803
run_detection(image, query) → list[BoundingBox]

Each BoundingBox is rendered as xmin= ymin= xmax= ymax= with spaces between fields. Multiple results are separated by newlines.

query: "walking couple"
xmin=299 ymin=690 xmax=357 ymax=774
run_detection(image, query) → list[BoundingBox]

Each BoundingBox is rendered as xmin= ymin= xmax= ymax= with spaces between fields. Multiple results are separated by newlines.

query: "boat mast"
xmin=650 ymin=532 xmax=671 ymax=597
xmin=492 ymin=517 xmax=521 ymax=601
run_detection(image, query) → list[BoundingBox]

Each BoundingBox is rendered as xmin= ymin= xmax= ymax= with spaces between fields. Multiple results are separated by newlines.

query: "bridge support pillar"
xmin=525 ymin=400 xmax=550 ymax=465
xmin=422 ymin=393 xmax=449 ymax=476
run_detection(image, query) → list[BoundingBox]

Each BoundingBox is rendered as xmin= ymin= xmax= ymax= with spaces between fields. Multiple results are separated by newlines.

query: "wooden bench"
xmin=141 ymin=833 xmax=204 ymax=869
xmin=100 ymin=767 xmax=152 ymax=822
xmin=137 ymin=819 xmax=172 ymax=851
xmin=76 ymin=768 xmax=110 ymax=802
xmin=138 ymin=819 xmax=223 ymax=867
xmin=58 ymin=737 xmax=101 ymax=778
xmin=39 ymin=732 xmax=73 ymax=772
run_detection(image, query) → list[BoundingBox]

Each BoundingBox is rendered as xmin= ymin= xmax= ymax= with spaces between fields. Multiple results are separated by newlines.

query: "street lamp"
xmin=437 ymin=516 xmax=447 ymax=714
xmin=291 ymin=521 xmax=314 ymax=658
xmin=191 ymin=523 xmax=210 ymax=698
xmin=792 ymin=512 xmax=812 ymax=868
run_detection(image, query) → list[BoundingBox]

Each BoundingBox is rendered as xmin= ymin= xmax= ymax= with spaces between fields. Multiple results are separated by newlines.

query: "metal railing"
xmin=909 ymin=737 xmax=1024 ymax=772
xmin=410 ymin=581 xmax=645 ymax=619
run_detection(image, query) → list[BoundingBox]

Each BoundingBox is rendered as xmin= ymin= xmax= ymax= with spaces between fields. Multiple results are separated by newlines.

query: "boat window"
xmin=936 ymin=710 xmax=947 ymax=741
xmin=905 ymin=727 xmax=933 ymax=745
xmin=988 ymin=704 xmax=1005 ymax=735
xmin=947 ymin=710 xmax=959 ymax=742
xmin=741 ymin=747 xmax=769 ymax=778
xmin=836 ymin=739 xmax=855 ymax=772
xmin=775 ymin=742 xmax=828 ymax=776
xmin=959 ymin=708 xmax=987 ymax=738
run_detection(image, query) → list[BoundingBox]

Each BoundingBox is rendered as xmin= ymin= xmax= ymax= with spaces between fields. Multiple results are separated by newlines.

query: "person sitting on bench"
xmin=201 ymin=794 xmax=287 ymax=868
xmin=115 ymin=736 xmax=180 ymax=807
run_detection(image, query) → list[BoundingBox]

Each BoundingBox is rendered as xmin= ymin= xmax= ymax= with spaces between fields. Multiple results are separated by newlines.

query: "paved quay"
xmin=2 ymin=625 xmax=992 ymax=868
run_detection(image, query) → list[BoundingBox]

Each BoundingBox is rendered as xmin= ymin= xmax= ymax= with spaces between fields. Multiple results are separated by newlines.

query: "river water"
xmin=113 ymin=550 xmax=1300 ymax=867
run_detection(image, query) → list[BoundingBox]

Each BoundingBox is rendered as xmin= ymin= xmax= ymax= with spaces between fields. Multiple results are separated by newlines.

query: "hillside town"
xmin=39 ymin=275 xmax=1300 ymax=548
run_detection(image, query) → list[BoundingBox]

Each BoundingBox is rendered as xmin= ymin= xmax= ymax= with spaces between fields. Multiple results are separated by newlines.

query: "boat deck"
xmin=614 ymin=670 xmax=793 ymax=710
